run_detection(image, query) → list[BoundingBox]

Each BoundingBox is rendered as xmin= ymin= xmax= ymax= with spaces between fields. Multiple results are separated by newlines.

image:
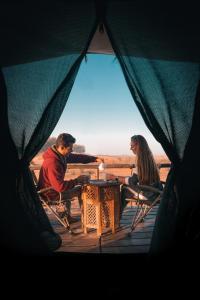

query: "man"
xmin=38 ymin=133 xmax=103 ymax=222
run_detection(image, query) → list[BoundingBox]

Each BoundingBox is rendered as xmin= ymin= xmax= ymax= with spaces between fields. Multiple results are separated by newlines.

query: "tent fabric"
xmin=1 ymin=1 xmax=98 ymax=254
xmin=0 ymin=1 xmax=97 ymax=66
xmin=104 ymin=1 xmax=200 ymax=62
xmin=173 ymin=82 xmax=200 ymax=252
xmin=1 ymin=0 xmax=200 ymax=254
xmin=2 ymin=55 xmax=83 ymax=253
xmin=104 ymin=1 xmax=200 ymax=253
xmin=3 ymin=55 xmax=81 ymax=160
xmin=104 ymin=0 xmax=199 ymax=162
xmin=0 ymin=69 xmax=62 ymax=254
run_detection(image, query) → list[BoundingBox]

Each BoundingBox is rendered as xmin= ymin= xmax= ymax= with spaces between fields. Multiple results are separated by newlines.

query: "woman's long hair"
xmin=131 ymin=135 xmax=160 ymax=185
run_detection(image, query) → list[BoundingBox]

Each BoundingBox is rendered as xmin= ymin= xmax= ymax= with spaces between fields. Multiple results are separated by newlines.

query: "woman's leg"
xmin=120 ymin=186 xmax=128 ymax=216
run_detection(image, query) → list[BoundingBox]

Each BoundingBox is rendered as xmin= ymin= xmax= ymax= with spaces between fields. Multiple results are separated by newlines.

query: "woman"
xmin=107 ymin=135 xmax=163 ymax=215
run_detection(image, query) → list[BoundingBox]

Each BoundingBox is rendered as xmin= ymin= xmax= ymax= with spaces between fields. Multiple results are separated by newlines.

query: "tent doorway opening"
xmin=31 ymin=54 xmax=170 ymax=254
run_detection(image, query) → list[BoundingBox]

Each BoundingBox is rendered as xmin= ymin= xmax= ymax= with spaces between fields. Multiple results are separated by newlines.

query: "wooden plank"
xmin=121 ymin=212 xmax=157 ymax=218
xmin=101 ymin=238 xmax=151 ymax=246
xmin=120 ymin=219 xmax=155 ymax=225
xmin=56 ymin=244 xmax=150 ymax=254
xmin=42 ymin=181 xmax=158 ymax=254
xmin=61 ymin=240 xmax=99 ymax=247
xmin=104 ymin=232 xmax=153 ymax=240
xmin=58 ymin=226 xmax=154 ymax=246
xmin=96 ymin=246 xmax=150 ymax=254
xmin=60 ymin=230 xmax=153 ymax=244
xmin=57 ymin=247 xmax=100 ymax=253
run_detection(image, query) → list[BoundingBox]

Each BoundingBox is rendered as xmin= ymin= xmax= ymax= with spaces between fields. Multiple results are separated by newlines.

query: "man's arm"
xmin=66 ymin=153 xmax=103 ymax=164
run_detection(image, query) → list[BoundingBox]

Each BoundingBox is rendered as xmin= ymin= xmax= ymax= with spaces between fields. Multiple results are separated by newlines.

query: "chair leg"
xmin=130 ymin=200 xmax=158 ymax=232
xmin=136 ymin=205 xmax=146 ymax=223
xmin=62 ymin=216 xmax=72 ymax=234
xmin=130 ymin=202 xmax=143 ymax=232
xmin=131 ymin=205 xmax=147 ymax=231
xmin=44 ymin=203 xmax=73 ymax=234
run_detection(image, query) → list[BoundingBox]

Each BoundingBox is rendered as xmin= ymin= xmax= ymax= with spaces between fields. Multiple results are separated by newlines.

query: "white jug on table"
xmin=98 ymin=162 xmax=105 ymax=171
xmin=98 ymin=163 xmax=107 ymax=180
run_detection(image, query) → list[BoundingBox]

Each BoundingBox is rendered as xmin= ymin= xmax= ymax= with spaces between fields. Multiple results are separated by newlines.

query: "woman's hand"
xmin=106 ymin=173 xmax=117 ymax=181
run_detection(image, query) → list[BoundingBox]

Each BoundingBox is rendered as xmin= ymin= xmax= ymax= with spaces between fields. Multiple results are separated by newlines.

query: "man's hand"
xmin=77 ymin=175 xmax=90 ymax=185
xmin=96 ymin=157 xmax=104 ymax=163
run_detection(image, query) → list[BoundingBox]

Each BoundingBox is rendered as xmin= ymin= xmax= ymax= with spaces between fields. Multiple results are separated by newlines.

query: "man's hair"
xmin=55 ymin=133 xmax=76 ymax=148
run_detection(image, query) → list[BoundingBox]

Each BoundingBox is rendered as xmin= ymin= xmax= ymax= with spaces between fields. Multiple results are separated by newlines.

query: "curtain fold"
xmin=104 ymin=1 xmax=200 ymax=254
xmin=1 ymin=2 xmax=98 ymax=254
xmin=174 ymin=81 xmax=200 ymax=252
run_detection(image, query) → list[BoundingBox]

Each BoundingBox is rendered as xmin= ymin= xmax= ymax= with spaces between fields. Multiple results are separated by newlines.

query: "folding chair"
xmin=122 ymin=183 xmax=163 ymax=234
xmin=31 ymin=169 xmax=73 ymax=234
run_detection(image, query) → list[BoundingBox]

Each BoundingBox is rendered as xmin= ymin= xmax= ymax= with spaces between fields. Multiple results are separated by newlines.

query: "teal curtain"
xmin=1 ymin=0 xmax=200 ymax=255
xmin=1 ymin=1 xmax=98 ymax=254
xmin=104 ymin=1 xmax=200 ymax=254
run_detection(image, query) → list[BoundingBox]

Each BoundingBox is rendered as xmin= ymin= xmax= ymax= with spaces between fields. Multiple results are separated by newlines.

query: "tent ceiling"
xmin=1 ymin=1 xmax=200 ymax=66
xmin=87 ymin=26 xmax=114 ymax=55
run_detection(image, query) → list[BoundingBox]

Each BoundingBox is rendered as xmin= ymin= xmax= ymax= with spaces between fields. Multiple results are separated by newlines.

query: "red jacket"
xmin=38 ymin=147 xmax=97 ymax=199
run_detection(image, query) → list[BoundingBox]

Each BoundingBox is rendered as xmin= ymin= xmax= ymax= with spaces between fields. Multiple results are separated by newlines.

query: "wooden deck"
xmin=47 ymin=200 xmax=158 ymax=254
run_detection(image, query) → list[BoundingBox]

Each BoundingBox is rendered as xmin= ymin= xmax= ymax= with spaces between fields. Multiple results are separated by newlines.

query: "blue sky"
xmin=51 ymin=54 xmax=165 ymax=156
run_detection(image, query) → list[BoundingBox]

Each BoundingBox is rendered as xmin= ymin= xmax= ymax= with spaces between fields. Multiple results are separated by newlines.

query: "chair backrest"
xmin=30 ymin=169 xmax=62 ymax=204
xmin=31 ymin=169 xmax=38 ymax=187
xmin=30 ymin=168 xmax=72 ymax=231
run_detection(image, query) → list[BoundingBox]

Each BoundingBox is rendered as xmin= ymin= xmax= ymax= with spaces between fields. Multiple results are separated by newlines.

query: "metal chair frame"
xmin=31 ymin=170 xmax=73 ymax=234
xmin=122 ymin=184 xmax=163 ymax=233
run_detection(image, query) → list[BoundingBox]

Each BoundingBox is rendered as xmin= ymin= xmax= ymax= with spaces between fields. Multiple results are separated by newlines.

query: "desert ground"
xmin=31 ymin=153 xmax=170 ymax=182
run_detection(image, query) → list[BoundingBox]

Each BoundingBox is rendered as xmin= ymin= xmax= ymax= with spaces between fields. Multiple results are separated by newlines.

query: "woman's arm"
xmin=106 ymin=173 xmax=139 ymax=185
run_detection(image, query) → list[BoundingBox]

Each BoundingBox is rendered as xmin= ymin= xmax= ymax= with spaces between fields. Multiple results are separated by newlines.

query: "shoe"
xmin=56 ymin=211 xmax=67 ymax=219
xmin=56 ymin=204 xmax=67 ymax=218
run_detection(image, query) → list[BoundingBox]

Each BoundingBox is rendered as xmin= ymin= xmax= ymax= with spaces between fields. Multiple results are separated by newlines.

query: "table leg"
xmin=97 ymin=202 xmax=102 ymax=237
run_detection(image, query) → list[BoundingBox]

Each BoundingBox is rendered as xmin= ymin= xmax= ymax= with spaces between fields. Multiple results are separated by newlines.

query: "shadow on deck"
xmin=47 ymin=201 xmax=158 ymax=254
